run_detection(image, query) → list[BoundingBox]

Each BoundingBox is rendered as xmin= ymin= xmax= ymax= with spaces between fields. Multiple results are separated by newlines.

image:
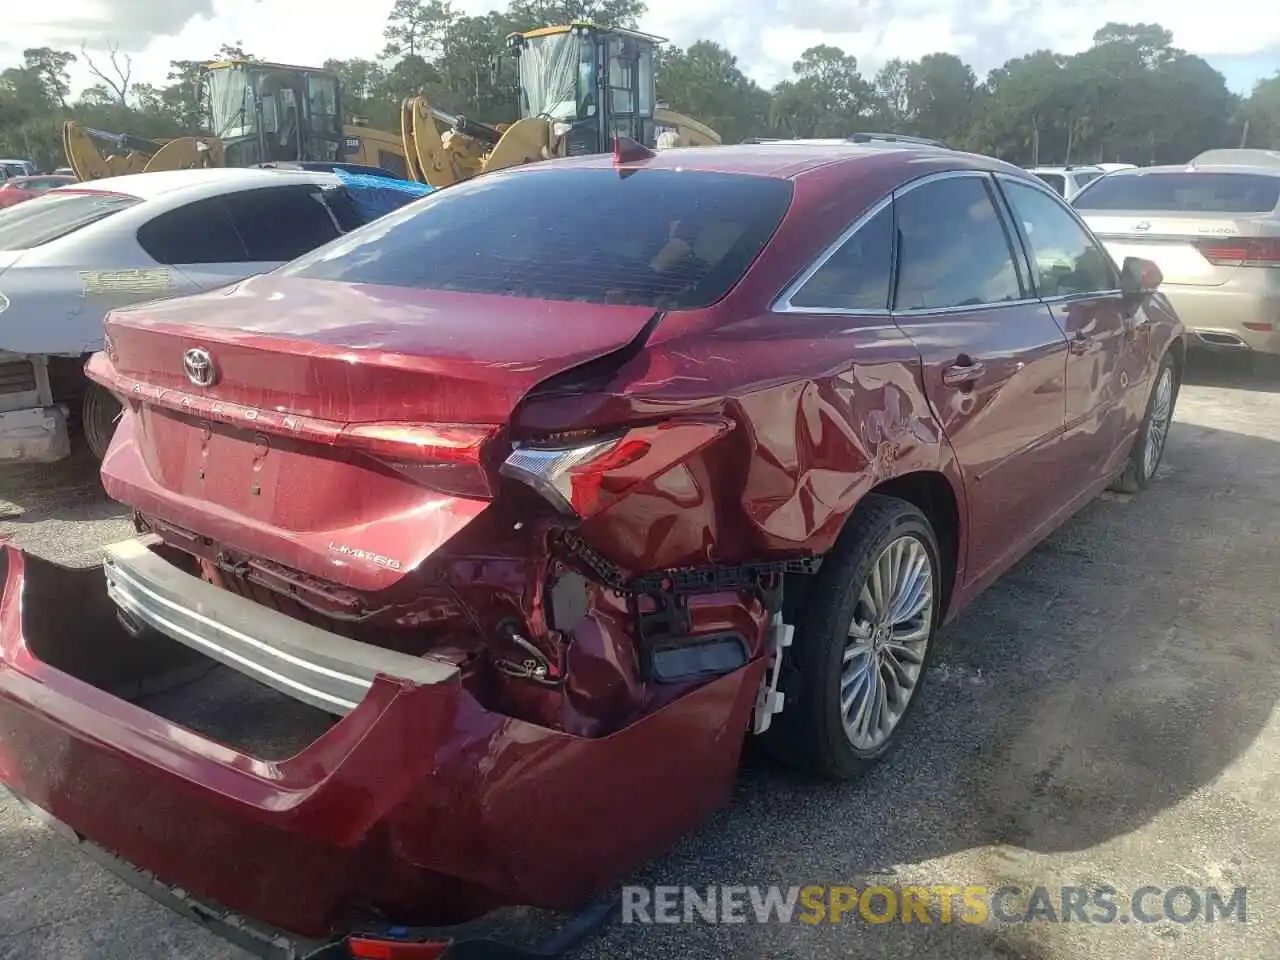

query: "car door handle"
xmin=942 ymin=358 xmax=985 ymax=386
xmin=1069 ymin=331 xmax=1092 ymax=355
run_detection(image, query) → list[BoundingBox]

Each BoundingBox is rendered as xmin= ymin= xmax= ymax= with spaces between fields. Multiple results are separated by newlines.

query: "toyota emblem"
xmin=183 ymin=347 xmax=217 ymax=387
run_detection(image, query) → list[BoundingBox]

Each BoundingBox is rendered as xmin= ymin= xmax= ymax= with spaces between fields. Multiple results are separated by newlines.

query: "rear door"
xmin=887 ymin=170 xmax=1072 ymax=589
xmin=1073 ymin=170 xmax=1280 ymax=288
xmin=996 ymin=174 xmax=1135 ymax=483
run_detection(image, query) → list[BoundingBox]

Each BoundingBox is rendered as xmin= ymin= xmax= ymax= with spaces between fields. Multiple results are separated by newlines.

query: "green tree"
xmin=656 ymin=41 xmax=768 ymax=143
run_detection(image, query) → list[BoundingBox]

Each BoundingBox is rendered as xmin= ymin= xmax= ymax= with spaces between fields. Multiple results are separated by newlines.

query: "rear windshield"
xmin=0 ymin=191 xmax=139 ymax=250
xmin=279 ymin=168 xmax=794 ymax=308
xmin=1072 ymin=172 xmax=1280 ymax=213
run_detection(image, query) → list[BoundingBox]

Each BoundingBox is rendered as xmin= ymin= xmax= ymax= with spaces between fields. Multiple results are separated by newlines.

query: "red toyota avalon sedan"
xmin=0 ymin=141 xmax=1184 ymax=955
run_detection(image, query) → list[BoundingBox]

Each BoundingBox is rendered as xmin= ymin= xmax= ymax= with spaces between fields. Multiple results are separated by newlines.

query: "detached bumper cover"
xmin=0 ymin=543 xmax=762 ymax=940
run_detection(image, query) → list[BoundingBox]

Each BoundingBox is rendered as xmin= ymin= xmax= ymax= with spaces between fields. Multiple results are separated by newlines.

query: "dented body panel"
xmin=0 ymin=144 xmax=1185 ymax=944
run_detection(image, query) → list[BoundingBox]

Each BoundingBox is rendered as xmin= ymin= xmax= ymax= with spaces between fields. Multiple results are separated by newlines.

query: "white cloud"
xmin=3 ymin=0 xmax=1277 ymax=98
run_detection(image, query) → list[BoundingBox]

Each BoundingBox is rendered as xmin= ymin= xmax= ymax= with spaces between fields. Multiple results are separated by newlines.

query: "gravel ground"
xmin=1 ymin=353 xmax=1278 ymax=960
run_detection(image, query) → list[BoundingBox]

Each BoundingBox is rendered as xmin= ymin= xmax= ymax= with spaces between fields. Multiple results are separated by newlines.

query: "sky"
xmin=3 ymin=0 xmax=1278 ymax=99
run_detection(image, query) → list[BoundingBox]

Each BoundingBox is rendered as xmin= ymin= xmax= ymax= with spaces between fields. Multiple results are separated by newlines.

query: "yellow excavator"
xmin=400 ymin=23 xmax=720 ymax=187
xmin=62 ymin=59 xmax=409 ymax=181
xmin=63 ymin=24 xmax=719 ymax=184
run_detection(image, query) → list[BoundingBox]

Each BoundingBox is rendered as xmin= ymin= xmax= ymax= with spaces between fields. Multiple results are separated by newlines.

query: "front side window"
xmin=1001 ymin=179 xmax=1116 ymax=298
xmin=0 ymin=191 xmax=139 ymax=251
xmin=788 ymin=203 xmax=893 ymax=311
xmin=279 ymin=168 xmax=793 ymax=309
xmin=893 ymin=176 xmax=1023 ymax=311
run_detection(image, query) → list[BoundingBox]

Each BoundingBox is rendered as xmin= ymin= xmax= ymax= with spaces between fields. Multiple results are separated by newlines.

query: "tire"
xmin=761 ymin=494 xmax=943 ymax=780
xmin=1109 ymin=350 xmax=1178 ymax=494
xmin=82 ymin=383 xmax=122 ymax=462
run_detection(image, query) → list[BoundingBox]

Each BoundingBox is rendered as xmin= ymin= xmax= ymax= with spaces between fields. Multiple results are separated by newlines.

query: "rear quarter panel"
xmin=0 ymin=208 xmax=198 ymax=356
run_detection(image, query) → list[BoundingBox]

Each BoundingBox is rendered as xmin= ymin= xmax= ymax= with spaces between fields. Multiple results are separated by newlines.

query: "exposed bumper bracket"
xmin=102 ymin=537 xmax=459 ymax=715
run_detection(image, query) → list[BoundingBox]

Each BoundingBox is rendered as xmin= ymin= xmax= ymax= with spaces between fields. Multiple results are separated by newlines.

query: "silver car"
xmin=1073 ymin=162 xmax=1280 ymax=359
xmin=0 ymin=167 xmax=369 ymax=463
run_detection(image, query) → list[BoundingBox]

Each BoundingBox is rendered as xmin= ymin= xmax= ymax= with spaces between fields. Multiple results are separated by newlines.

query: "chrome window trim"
xmin=772 ymin=191 xmax=894 ymax=315
xmin=774 ymin=168 xmax=1042 ymax=316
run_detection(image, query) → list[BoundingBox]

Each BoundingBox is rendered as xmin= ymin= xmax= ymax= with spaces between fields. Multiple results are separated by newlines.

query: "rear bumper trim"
xmin=103 ymin=538 xmax=458 ymax=715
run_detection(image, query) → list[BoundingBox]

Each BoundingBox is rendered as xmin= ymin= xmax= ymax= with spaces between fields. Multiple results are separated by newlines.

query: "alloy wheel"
xmin=840 ymin=535 xmax=935 ymax=751
xmin=1143 ymin=367 xmax=1173 ymax=480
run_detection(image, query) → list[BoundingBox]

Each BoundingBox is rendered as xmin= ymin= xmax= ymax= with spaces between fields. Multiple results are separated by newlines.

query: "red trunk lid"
xmin=92 ymin=275 xmax=659 ymax=591
xmin=102 ymin=275 xmax=657 ymax=422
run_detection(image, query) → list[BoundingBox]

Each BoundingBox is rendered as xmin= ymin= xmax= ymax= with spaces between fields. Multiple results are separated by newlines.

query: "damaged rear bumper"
xmin=0 ymin=542 xmax=764 ymax=941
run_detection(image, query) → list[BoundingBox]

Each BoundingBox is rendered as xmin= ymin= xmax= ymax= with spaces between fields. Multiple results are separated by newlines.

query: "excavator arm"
xmin=62 ymin=122 xmax=226 ymax=181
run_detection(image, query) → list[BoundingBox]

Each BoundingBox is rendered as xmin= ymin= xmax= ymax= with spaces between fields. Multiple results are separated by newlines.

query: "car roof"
xmin=1028 ymin=165 xmax=1103 ymax=174
xmin=48 ymin=166 xmax=340 ymax=202
xmin=1104 ymin=163 xmax=1280 ymax=178
xmin=506 ymin=142 xmax=1018 ymax=182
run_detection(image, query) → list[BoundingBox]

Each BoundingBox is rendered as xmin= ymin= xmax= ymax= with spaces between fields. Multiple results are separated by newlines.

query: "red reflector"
xmin=1243 ymin=322 xmax=1275 ymax=332
xmin=347 ymin=937 xmax=452 ymax=959
xmin=1195 ymin=237 xmax=1280 ymax=266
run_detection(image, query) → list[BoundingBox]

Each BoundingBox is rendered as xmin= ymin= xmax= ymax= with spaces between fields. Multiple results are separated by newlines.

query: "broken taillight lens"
xmin=500 ymin=418 xmax=734 ymax=518
xmin=336 ymin=422 xmax=500 ymax=499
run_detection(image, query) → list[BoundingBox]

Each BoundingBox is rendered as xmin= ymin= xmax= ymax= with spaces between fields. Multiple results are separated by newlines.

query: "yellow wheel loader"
xmin=63 ymin=26 xmax=720 ymax=185
xmin=63 ymin=59 xmax=410 ymax=181
xmin=400 ymin=23 xmax=721 ymax=188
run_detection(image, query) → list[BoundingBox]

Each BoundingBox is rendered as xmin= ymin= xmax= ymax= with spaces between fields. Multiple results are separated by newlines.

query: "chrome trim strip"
xmin=774 ymin=168 xmax=1042 ymax=316
xmin=103 ymin=538 xmax=458 ymax=716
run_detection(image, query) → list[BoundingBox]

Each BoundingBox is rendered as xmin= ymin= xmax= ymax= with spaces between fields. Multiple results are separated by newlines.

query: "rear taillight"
xmin=500 ymin=418 xmax=734 ymax=518
xmin=335 ymin=421 xmax=499 ymax=499
xmin=1195 ymin=237 xmax=1280 ymax=267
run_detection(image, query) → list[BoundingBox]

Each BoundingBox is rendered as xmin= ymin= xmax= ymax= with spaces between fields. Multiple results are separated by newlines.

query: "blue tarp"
xmin=334 ymin=169 xmax=436 ymax=222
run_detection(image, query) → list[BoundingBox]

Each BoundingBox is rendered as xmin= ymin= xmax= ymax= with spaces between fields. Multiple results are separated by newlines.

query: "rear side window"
xmin=280 ymin=168 xmax=793 ymax=308
xmin=788 ymin=203 xmax=893 ymax=311
xmin=137 ymin=197 xmax=247 ymax=264
xmin=1035 ymin=173 xmax=1067 ymax=196
xmin=893 ymin=175 xmax=1023 ymax=310
xmin=221 ymin=185 xmax=343 ymax=261
xmin=1073 ymin=172 xmax=1280 ymax=213
xmin=0 ymin=192 xmax=139 ymax=250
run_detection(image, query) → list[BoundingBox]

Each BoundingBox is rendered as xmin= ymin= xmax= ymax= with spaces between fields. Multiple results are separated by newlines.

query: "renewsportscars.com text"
xmin=621 ymin=884 xmax=1248 ymax=925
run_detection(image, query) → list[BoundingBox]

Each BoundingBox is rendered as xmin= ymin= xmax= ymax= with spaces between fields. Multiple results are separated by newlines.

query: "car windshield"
xmin=0 ymin=191 xmax=139 ymax=250
xmin=1073 ymin=172 xmax=1280 ymax=213
xmin=279 ymin=168 xmax=794 ymax=308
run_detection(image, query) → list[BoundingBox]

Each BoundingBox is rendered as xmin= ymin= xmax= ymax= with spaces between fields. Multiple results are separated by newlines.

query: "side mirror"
xmin=1120 ymin=256 xmax=1162 ymax=297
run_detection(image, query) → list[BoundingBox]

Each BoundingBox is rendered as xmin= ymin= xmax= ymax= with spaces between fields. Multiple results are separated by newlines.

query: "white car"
xmin=0 ymin=167 xmax=384 ymax=463
xmin=1026 ymin=165 xmax=1107 ymax=201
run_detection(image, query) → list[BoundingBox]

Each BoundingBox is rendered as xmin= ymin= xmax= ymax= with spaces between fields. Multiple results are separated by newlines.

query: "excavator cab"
xmin=506 ymin=23 xmax=660 ymax=155
xmin=204 ymin=60 xmax=345 ymax=168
